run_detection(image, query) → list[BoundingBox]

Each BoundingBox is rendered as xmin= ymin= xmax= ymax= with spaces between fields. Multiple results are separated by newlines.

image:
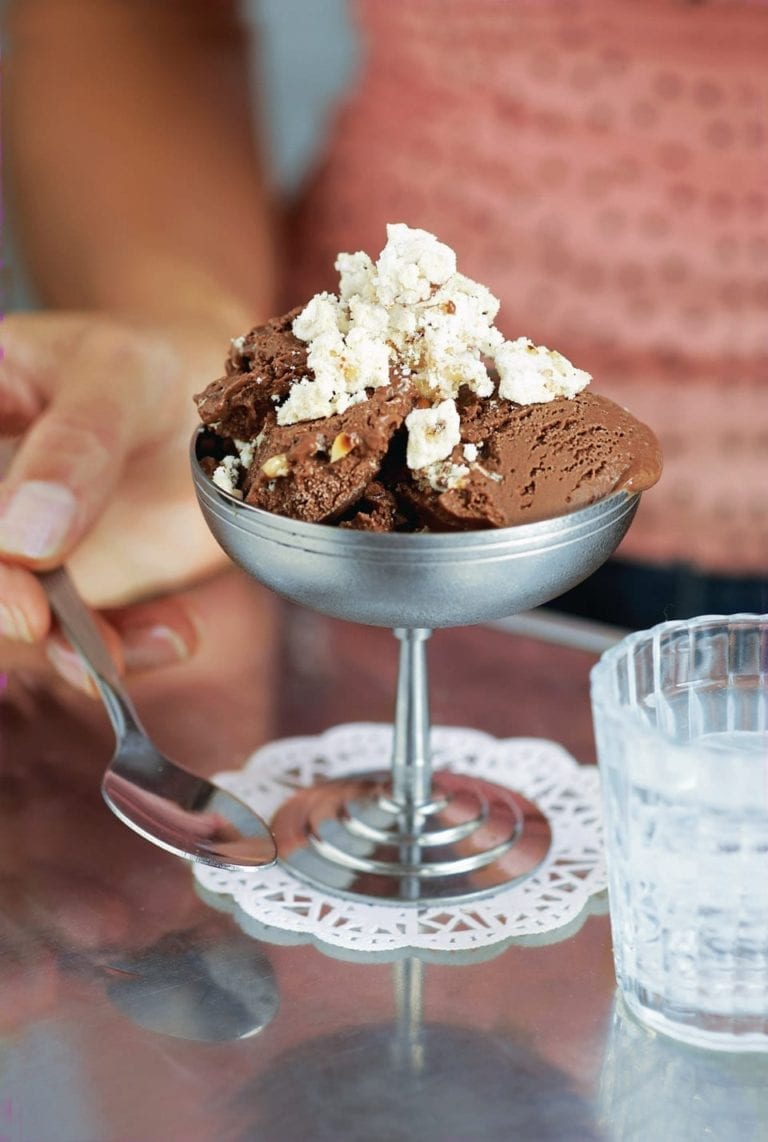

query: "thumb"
xmin=0 ymin=319 xmax=178 ymax=568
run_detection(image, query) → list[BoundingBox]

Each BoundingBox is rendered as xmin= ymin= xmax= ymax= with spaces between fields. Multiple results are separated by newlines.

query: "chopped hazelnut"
xmin=330 ymin=432 xmax=357 ymax=462
xmin=261 ymin=454 xmax=290 ymax=478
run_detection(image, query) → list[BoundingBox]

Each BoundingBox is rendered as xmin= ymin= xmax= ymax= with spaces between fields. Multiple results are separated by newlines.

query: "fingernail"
xmin=122 ymin=625 xmax=191 ymax=673
xmin=0 ymin=602 xmax=35 ymax=643
xmin=0 ymin=482 xmax=78 ymax=559
xmin=46 ymin=641 xmax=96 ymax=696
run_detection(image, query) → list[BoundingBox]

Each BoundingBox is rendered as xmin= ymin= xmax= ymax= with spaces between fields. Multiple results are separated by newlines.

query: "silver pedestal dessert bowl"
xmin=192 ymin=429 xmax=639 ymax=903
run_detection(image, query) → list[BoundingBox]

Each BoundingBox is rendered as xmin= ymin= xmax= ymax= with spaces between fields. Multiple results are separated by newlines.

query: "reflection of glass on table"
xmin=600 ymin=997 xmax=768 ymax=1142
xmin=193 ymin=434 xmax=639 ymax=905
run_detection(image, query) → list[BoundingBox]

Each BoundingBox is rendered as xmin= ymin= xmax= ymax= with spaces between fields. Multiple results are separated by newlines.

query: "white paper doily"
xmin=194 ymin=723 xmax=606 ymax=959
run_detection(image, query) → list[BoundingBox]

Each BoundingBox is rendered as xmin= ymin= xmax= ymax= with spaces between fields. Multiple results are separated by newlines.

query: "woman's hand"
xmin=1 ymin=0 xmax=277 ymax=691
xmin=0 ymin=310 xmax=231 ymax=686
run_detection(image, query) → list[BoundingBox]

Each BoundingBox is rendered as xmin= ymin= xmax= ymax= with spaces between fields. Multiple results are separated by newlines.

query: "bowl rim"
xmin=190 ymin=425 xmax=639 ymax=552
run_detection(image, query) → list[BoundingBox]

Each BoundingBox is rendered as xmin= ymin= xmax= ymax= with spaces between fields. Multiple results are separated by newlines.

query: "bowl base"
xmin=270 ymin=770 xmax=552 ymax=904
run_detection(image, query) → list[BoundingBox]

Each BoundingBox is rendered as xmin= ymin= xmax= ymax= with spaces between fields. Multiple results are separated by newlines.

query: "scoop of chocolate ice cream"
xmin=243 ymin=383 xmax=415 ymax=524
xmin=194 ymin=309 xmax=307 ymax=440
xmin=403 ymin=389 xmax=663 ymax=530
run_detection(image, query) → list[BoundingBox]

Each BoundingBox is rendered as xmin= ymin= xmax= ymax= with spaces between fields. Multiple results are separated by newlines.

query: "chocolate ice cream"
xmin=242 ymin=383 xmax=414 ymax=524
xmin=195 ymin=225 xmax=661 ymax=530
xmin=400 ymin=388 xmax=661 ymax=530
xmin=195 ymin=308 xmax=307 ymax=440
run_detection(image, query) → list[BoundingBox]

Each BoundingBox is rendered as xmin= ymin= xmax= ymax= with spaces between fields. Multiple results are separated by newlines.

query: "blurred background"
xmin=3 ymin=0 xmax=359 ymax=310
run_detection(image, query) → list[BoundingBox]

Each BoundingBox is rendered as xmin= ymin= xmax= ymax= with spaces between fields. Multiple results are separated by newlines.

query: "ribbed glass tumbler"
xmin=591 ymin=614 xmax=768 ymax=1051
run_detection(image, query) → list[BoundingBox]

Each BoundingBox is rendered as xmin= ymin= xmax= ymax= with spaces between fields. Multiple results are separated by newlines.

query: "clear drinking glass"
xmin=591 ymin=614 xmax=768 ymax=1051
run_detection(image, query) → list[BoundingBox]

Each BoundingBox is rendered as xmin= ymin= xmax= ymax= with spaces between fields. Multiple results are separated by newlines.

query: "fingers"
xmin=0 ymin=316 xmax=179 ymax=570
xmin=0 ymin=562 xmax=51 ymax=642
xmin=0 ymin=315 xmax=218 ymax=703
xmin=0 ymin=312 xmax=54 ymax=434
xmin=45 ymin=594 xmax=198 ymax=694
xmin=0 ymin=312 xmax=101 ymax=436
xmin=45 ymin=609 xmax=125 ymax=696
xmin=110 ymin=596 xmax=199 ymax=673
xmin=0 ymin=480 xmax=80 ymax=564
xmin=0 ymin=314 xmax=184 ymax=666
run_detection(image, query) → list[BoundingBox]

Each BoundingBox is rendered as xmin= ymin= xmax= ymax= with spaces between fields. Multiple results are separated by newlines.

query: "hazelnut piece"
xmin=261 ymin=454 xmax=290 ymax=478
xmin=330 ymin=433 xmax=357 ymax=462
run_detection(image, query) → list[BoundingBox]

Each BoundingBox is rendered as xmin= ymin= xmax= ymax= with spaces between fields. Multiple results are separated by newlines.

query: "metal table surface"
xmin=0 ymin=571 xmax=765 ymax=1142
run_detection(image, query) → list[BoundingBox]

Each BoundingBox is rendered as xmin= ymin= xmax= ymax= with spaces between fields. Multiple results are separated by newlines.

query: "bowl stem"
xmin=391 ymin=628 xmax=433 ymax=810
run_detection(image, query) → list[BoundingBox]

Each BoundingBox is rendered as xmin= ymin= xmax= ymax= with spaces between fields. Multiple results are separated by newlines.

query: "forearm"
xmin=4 ymin=0 xmax=276 ymax=336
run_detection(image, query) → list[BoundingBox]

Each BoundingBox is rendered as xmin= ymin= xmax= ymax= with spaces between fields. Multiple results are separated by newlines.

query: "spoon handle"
xmin=37 ymin=567 xmax=142 ymax=738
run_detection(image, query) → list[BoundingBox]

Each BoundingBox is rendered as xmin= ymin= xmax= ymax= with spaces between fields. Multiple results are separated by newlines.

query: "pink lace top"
xmin=287 ymin=0 xmax=768 ymax=575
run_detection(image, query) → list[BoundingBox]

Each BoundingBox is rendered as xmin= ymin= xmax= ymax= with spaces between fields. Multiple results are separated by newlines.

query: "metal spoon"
xmin=38 ymin=566 xmax=277 ymax=871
